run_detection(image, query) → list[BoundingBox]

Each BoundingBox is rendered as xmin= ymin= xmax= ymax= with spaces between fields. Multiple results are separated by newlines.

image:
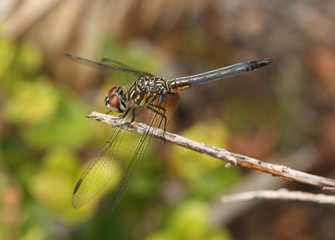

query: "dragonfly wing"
xmin=73 ymin=93 xmax=180 ymax=210
xmin=72 ymin=116 xmax=136 ymax=208
xmin=111 ymin=93 xmax=180 ymax=211
xmin=100 ymin=58 xmax=154 ymax=77
xmin=65 ymin=53 xmax=154 ymax=78
xmin=111 ymin=125 xmax=154 ymax=211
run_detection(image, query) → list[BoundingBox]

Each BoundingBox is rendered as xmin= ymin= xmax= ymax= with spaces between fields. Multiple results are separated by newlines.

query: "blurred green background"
xmin=1 ymin=0 xmax=335 ymax=239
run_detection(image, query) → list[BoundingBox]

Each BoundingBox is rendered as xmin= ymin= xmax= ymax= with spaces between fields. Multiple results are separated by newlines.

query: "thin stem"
xmin=220 ymin=189 xmax=335 ymax=205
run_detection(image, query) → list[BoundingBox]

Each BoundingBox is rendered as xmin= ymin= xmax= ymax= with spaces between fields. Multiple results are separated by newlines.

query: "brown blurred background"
xmin=1 ymin=0 xmax=335 ymax=239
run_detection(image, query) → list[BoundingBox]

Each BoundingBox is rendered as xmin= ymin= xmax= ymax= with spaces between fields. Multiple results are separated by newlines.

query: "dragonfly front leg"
xmin=115 ymin=108 xmax=136 ymax=127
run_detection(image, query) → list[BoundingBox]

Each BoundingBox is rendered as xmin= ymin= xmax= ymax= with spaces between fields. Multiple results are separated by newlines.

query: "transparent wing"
xmin=72 ymin=93 xmax=180 ymax=210
xmin=111 ymin=93 xmax=180 ymax=211
xmin=65 ymin=53 xmax=154 ymax=78
xmin=72 ymin=114 xmax=136 ymax=208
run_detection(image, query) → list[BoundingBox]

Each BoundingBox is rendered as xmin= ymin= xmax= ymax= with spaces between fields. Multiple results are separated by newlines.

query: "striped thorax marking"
xmin=128 ymin=76 xmax=169 ymax=105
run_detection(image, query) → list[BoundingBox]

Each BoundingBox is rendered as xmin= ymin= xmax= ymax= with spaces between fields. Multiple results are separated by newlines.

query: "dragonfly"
xmin=65 ymin=53 xmax=274 ymax=211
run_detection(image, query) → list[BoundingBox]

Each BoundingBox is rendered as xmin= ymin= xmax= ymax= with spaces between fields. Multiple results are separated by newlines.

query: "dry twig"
xmin=220 ymin=189 xmax=335 ymax=205
xmin=87 ymin=111 xmax=335 ymax=192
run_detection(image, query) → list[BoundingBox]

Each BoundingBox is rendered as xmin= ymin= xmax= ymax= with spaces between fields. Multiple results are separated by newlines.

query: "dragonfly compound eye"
xmin=108 ymin=87 xmax=118 ymax=97
xmin=106 ymin=87 xmax=127 ymax=113
xmin=106 ymin=95 xmax=123 ymax=113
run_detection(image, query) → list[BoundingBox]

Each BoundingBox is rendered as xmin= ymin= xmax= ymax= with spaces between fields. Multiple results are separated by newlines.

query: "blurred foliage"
xmin=146 ymin=200 xmax=231 ymax=240
xmin=0 ymin=37 xmax=99 ymax=239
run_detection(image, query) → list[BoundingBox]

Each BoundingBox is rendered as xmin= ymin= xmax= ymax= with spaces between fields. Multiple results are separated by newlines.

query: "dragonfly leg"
xmin=129 ymin=108 xmax=136 ymax=122
xmin=145 ymin=104 xmax=167 ymax=140
xmin=115 ymin=108 xmax=136 ymax=127
xmin=146 ymin=105 xmax=167 ymax=128
xmin=119 ymin=108 xmax=131 ymax=119
xmin=147 ymin=103 xmax=167 ymax=114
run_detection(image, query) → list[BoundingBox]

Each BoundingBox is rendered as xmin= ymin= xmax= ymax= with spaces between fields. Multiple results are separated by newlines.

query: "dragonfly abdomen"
xmin=167 ymin=58 xmax=274 ymax=93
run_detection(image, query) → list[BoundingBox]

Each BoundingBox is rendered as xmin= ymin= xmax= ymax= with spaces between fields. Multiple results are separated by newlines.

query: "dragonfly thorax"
xmin=105 ymin=87 xmax=127 ymax=113
xmin=126 ymin=76 xmax=169 ymax=106
xmin=136 ymin=76 xmax=168 ymax=96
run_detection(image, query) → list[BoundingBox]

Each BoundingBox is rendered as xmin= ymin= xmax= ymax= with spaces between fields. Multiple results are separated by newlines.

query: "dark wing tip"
xmin=72 ymin=179 xmax=83 ymax=209
xmin=73 ymin=179 xmax=83 ymax=194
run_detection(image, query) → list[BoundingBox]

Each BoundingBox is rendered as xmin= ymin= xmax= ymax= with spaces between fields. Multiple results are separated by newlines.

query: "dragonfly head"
xmin=105 ymin=87 xmax=127 ymax=113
